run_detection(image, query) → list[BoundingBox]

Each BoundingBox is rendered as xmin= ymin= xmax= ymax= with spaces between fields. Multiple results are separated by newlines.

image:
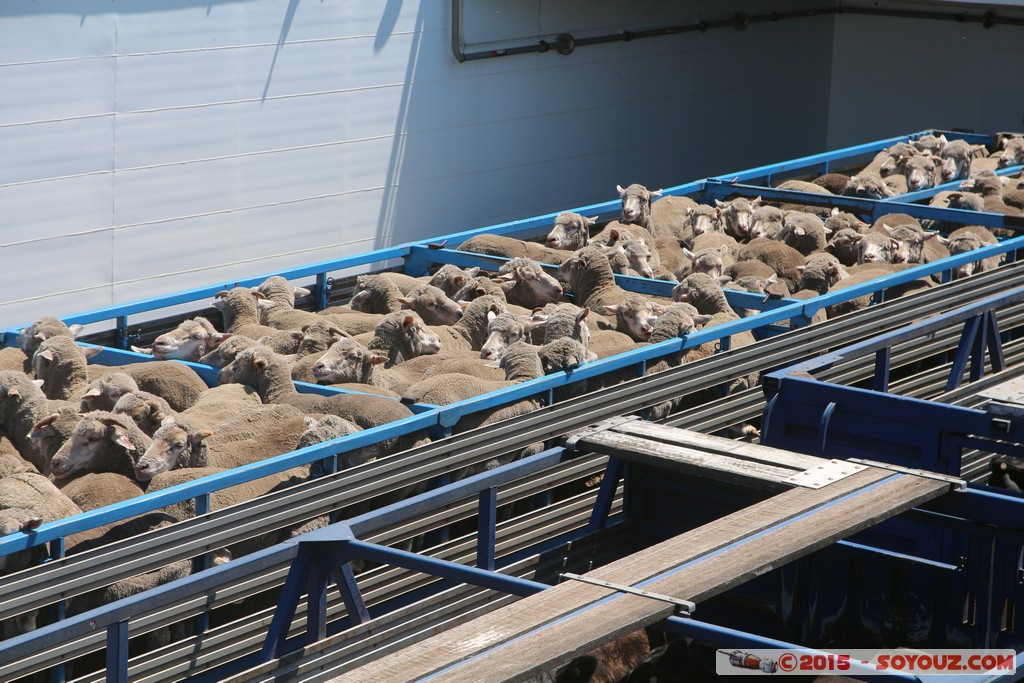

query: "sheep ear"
xmin=830 ymin=207 xmax=840 ymax=217
xmin=718 ymin=276 xmax=732 ymax=287
xmin=252 ymin=354 xmax=270 ymax=369
xmin=189 ymin=430 xmax=214 ymax=446
xmin=401 ymin=316 xmax=415 ymax=328
xmin=160 ymin=416 xmax=177 ymax=428
xmin=652 ymin=304 xmax=667 ymax=315
xmin=923 ymin=230 xmax=939 ymax=241
xmin=257 ymin=299 xmax=275 ymax=312
xmin=601 ymin=305 xmax=619 ymax=315
xmin=82 ymin=346 xmax=103 ymax=360
xmin=214 ymin=290 xmax=230 ymax=299
xmin=586 ymin=216 xmax=598 ymax=226
xmin=109 ymin=427 xmax=137 ymax=451
xmin=35 ymin=349 xmax=54 ymax=362
xmin=766 ymin=273 xmax=778 ymax=284
xmin=498 ymin=280 xmax=518 ymax=293
xmin=31 ymin=414 xmax=60 ymax=431
xmin=823 ymin=226 xmax=832 ymax=236
xmin=683 ymin=248 xmax=696 ymax=261
xmin=370 ymin=354 xmax=389 ymax=366
xmin=938 ymin=134 xmax=948 ymax=145
xmin=796 ymin=265 xmax=806 ymax=272
xmin=794 ymin=227 xmax=807 ymax=237
xmin=577 ymin=308 xmax=590 ymax=322
xmin=396 ymin=297 xmax=413 ymax=308
xmin=250 ymin=290 xmax=267 ymax=300
xmin=486 ymin=311 xmax=497 ymax=323
xmin=293 ymin=286 xmax=312 ymax=298
xmin=937 ymin=235 xmax=951 ymax=246
xmin=290 ymin=331 xmax=303 ymax=341
xmin=82 ymin=387 xmax=102 ymax=399
xmin=693 ymin=314 xmax=714 ymax=326
xmin=751 ymin=196 xmax=763 ymax=207
xmin=465 ymin=267 xmax=481 ymax=278
xmin=650 ymin=188 xmax=663 ymax=197
xmin=459 ymin=301 xmax=470 ymax=310
xmin=31 ymin=380 xmax=44 ymax=390
xmin=714 ymin=199 xmax=726 ymax=208
xmin=210 ymin=332 xmax=232 ymax=346
xmin=451 ymin=275 xmax=465 ymax=288
xmin=616 ymin=184 xmax=627 ymax=197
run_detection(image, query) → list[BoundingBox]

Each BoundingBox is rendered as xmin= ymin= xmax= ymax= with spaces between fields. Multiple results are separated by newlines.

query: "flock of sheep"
xmin=0 ymin=132 xmax=1022 ymax=677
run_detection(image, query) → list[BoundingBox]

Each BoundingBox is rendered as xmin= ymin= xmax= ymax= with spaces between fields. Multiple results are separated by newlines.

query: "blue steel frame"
xmin=6 ymin=437 xmax=1024 ymax=681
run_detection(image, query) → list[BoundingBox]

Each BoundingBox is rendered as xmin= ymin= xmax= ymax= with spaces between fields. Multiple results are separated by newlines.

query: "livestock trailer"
xmin=0 ymin=129 xmax=1023 ymax=681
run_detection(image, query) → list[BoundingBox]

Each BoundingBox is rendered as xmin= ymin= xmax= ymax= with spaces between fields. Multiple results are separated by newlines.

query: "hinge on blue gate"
xmin=847 ymin=459 xmax=968 ymax=491
xmin=564 ymin=415 xmax=642 ymax=452
xmin=559 ymin=572 xmax=695 ymax=616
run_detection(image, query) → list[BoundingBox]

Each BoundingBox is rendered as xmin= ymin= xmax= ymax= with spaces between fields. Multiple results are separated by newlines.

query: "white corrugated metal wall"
xmin=0 ymin=1 xmax=1020 ymax=329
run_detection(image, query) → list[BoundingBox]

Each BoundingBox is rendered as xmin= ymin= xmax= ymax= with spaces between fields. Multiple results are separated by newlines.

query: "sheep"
xmin=602 ymin=239 xmax=656 ymax=279
xmin=615 ymin=183 xmax=696 ymax=240
xmin=939 ymin=226 xmax=1001 ymax=279
xmin=540 ymin=304 xmax=592 ymax=347
xmin=879 ymin=223 xmax=948 ymax=267
xmin=811 ymin=173 xmax=851 ymax=194
xmin=899 ymin=154 xmax=943 ymax=192
xmin=116 ymin=360 xmax=210 ymax=412
xmin=78 ymin=371 xmax=140 ymax=413
xmin=217 ymin=345 xmax=427 ymax=455
xmin=210 ymin=287 xmax=302 ymax=354
xmin=349 ymin=274 xmax=405 ymax=314
xmin=825 ymin=263 xmax=934 ymax=319
xmin=0 ymin=347 xmax=28 ymax=375
xmin=676 ymin=236 xmax=737 ymax=280
xmin=824 ymin=208 xmax=870 ymax=235
xmin=556 ymin=246 xmax=638 ymax=311
xmin=176 ymin=383 xmax=264 ymax=428
xmin=48 ymin=411 xmax=152 ymax=481
xmin=134 ymin=405 xmax=311 ymax=481
xmin=428 ymin=265 xmax=482 ymax=298
xmin=456 ymin=233 xmax=570 ymax=265
xmin=545 ymin=212 xmax=597 ymax=250
xmin=365 ymin=311 xmax=442 ymax=367
xmin=112 ymin=390 xmax=176 ymax=436
xmin=715 ymin=196 xmax=763 ymax=241
xmin=748 ymin=205 xmax=786 ymax=240
xmin=295 ymin=415 xmax=380 ymax=469
xmin=734 ymin=238 xmax=806 ymax=293
xmin=479 ymin=311 xmax=545 ymax=361
xmin=289 ymin=320 xmax=352 ymax=383
xmin=56 ymin=472 xmax=145 ymax=512
xmin=776 ymin=179 xmax=833 ymax=196
xmin=0 ymin=470 xmax=82 ymax=578
xmin=197 ymin=334 xmax=261 ymax=368
xmin=30 ymin=408 xmax=85 ymax=472
xmin=940 ymin=139 xmax=988 ymax=183
xmin=775 ymin=212 xmax=831 ymax=256
xmin=998 ymin=137 xmax=1024 ymax=168
xmin=849 ymin=231 xmax=903 ymax=265
xmin=453 ymin=275 xmax=510 ymax=303
xmin=31 ymin=336 xmax=102 ymax=401
xmin=602 ymin=294 xmax=667 ymax=342
xmin=843 ymin=173 xmax=896 ymax=199
xmin=872 ymin=142 xmax=919 ymax=177
xmin=723 ymin=258 xmax=777 ymax=283
xmin=15 ymin=317 xmax=83 ymax=371
xmin=254 ymin=275 xmax=312 ymax=308
xmin=397 ymin=284 xmax=465 ymax=325
xmin=0 ymin=370 xmax=61 ymax=473
xmin=685 ymin=204 xmax=722 ymax=239
xmin=912 ymin=133 xmax=947 ymax=156
xmin=312 ymin=338 xmax=419 ymax=394
xmin=132 ymin=317 xmax=230 ymax=361
xmin=960 ymin=171 xmax=1019 ymax=217
xmin=796 ymin=254 xmax=849 ymax=294
xmin=725 ymin=273 xmax=781 ymax=317
xmin=311 ymin=306 xmax=383 ymax=336
xmin=493 ymin=257 xmax=565 ymax=308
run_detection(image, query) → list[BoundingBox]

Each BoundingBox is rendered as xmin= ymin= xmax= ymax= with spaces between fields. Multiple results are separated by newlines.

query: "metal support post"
xmin=477 ymin=487 xmax=497 ymax=571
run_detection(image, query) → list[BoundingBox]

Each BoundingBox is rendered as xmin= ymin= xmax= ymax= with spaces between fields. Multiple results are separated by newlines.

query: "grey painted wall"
xmin=0 ymin=1 xmax=835 ymax=329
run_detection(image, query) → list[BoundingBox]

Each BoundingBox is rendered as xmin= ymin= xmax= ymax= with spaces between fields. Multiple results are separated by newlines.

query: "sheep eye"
xmin=192 ymin=333 xmax=204 ymax=340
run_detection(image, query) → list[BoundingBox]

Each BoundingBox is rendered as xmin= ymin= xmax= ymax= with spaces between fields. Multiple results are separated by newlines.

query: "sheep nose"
xmin=856 ymin=188 xmax=866 ymax=197
xmin=546 ymin=237 xmax=558 ymax=247
xmin=553 ymin=284 xmax=564 ymax=297
xmin=453 ymin=309 xmax=463 ymax=321
xmin=481 ymin=349 xmax=494 ymax=359
xmin=312 ymin=362 xmax=325 ymax=373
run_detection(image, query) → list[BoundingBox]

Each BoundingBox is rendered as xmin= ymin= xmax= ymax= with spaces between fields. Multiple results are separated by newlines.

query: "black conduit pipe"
xmin=451 ymin=2 xmax=1024 ymax=64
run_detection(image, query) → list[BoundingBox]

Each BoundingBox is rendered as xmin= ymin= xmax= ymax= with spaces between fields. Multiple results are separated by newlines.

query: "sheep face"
xmin=902 ymin=155 xmax=941 ymax=191
xmin=546 ymin=212 xmax=594 ymax=250
xmin=480 ymin=312 xmax=542 ymax=360
xmin=602 ymin=295 xmax=666 ymax=342
xmin=912 ymin=134 xmax=946 ymax=156
xmin=112 ymin=392 xmax=171 ymax=435
xmin=617 ymin=184 xmax=660 ymax=225
xmin=797 ymin=258 xmax=845 ymax=294
xmin=824 ymin=210 xmax=868 ymax=235
xmin=844 ymin=175 xmax=896 ymax=200
xmin=880 ymin=224 xmax=933 ymax=263
xmin=688 ymin=205 xmax=721 ymax=237
xmin=199 ymin=335 xmax=256 ymax=368
xmin=682 ymin=246 xmax=727 ymax=279
xmin=79 ymin=373 xmax=140 ymax=413
xmin=878 ymin=143 xmax=918 ymax=177
xmin=946 ymin=192 xmax=985 ymax=212
xmin=397 ymin=285 xmax=464 ymax=326
xmin=749 ymin=207 xmax=784 ymax=240
xmin=496 ymin=260 xmax=564 ymax=306
xmin=715 ymin=197 xmax=762 ymax=240
xmin=538 ymin=338 xmax=595 ymax=374
xmin=618 ymin=240 xmax=654 ymax=278
xmin=940 ymin=146 xmax=972 ymax=183
xmin=942 ymin=234 xmax=986 ymax=279
xmin=998 ymin=138 xmax=1024 ymax=168
xmin=135 ymin=422 xmax=210 ymax=481
xmin=312 ymin=339 xmax=381 ymax=384
xmin=50 ymin=414 xmax=140 ymax=480
xmin=30 ymin=410 xmax=84 ymax=464
xmin=150 ymin=318 xmax=228 ymax=361
xmin=854 ymin=233 xmax=902 ymax=265
xmin=428 ymin=265 xmax=482 ymax=298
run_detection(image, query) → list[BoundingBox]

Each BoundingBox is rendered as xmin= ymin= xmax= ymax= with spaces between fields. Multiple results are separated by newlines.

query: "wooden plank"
xmin=580 ymin=431 xmax=799 ymax=488
xmin=434 ymin=473 xmax=951 ymax=683
xmin=340 ymin=467 xmax=895 ymax=683
xmin=604 ymin=422 xmax=825 ymax=471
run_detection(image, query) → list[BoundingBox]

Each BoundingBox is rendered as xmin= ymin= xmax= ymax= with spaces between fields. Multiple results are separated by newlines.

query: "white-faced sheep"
xmin=456 ymin=233 xmax=570 ymax=266
xmin=776 ymin=212 xmax=832 ymax=256
xmin=493 ymin=257 xmax=565 ymax=308
xmin=0 ymin=370 xmax=62 ymax=473
xmin=939 ymin=226 xmax=1001 ymax=279
xmin=899 ymin=154 xmax=943 ymax=192
xmin=749 ymin=205 xmax=786 ymax=240
xmin=289 ymin=320 xmax=352 ymax=383
xmin=602 ymin=239 xmax=656 ymax=279
xmin=397 ymin=284 xmax=465 ymax=325
xmin=312 ymin=338 xmax=418 ymax=394
xmin=28 ymin=407 xmax=83 ymax=467
xmin=796 ymin=255 xmax=849 ymax=295
xmin=556 ymin=246 xmax=644 ymax=311
xmin=602 ymin=294 xmax=667 ymax=342
xmin=940 ymin=139 xmax=988 ymax=183
xmin=539 ymin=304 xmax=592 ymax=347
xmin=349 ymin=274 xmax=405 ymax=314
xmin=614 ymin=184 xmax=696 ymax=240
xmin=960 ymin=172 xmax=1019 ymax=216
xmin=546 ymin=212 xmax=597 ymax=251
xmin=210 ymin=288 xmax=302 ymax=354
xmin=428 ymin=265 xmax=483 ymax=298
xmin=365 ymin=311 xmax=442 ymax=367
xmin=725 ymin=273 xmax=781 ymax=317
xmin=849 ymin=231 xmax=904 ymax=265
xmin=843 ymin=174 xmax=897 ymax=199
xmin=686 ymin=204 xmax=722 ymax=240
xmin=112 ymin=390 xmax=175 ymax=436
xmin=676 ymin=233 xmax=738 ymax=280
xmin=998 ymin=138 xmax=1024 ymax=168
xmin=871 ymin=142 xmax=918 ymax=177
xmin=913 ymin=134 xmax=947 ymax=156
xmin=879 ymin=223 xmax=948 ymax=268
xmin=715 ymin=197 xmax=763 ymax=241
xmin=48 ymin=411 xmax=152 ymax=481
xmin=78 ymin=371 xmax=141 ymax=413
xmin=31 ymin=336 xmax=102 ymax=402
xmin=16 ymin=317 xmax=83 ymax=370
xmin=197 ymin=334 xmax=261 ymax=368
xmin=132 ymin=317 xmax=230 ymax=362
xmin=479 ymin=311 xmax=546 ymax=361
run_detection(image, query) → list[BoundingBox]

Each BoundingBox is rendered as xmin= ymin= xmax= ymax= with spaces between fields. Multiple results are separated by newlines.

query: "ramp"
xmin=341 ymin=422 xmax=960 ymax=683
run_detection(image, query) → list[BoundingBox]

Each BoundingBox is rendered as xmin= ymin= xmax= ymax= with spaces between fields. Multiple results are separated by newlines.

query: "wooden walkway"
xmin=337 ymin=421 xmax=960 ymax=682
